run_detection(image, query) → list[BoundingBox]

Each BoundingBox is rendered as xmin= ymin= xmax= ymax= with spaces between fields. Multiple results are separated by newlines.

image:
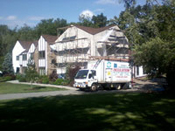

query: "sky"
xmin=0 ymin=0 xmax=148 ymax=29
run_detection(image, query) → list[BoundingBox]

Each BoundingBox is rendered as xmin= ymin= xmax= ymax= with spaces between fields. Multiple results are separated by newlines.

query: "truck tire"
xmin=91 ymin=84 xmax=97 ymax=92
xmin=117 ymin=84 xmax=122 ymax=90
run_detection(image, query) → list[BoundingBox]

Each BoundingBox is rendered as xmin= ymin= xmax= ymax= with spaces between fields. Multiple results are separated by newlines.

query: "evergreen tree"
xmin=2 ymin=53 xmax=14 ymax=74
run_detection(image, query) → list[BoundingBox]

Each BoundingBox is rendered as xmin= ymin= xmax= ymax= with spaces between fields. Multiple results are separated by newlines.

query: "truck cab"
xmin=73 ymin=69 xmax=97 ymax=91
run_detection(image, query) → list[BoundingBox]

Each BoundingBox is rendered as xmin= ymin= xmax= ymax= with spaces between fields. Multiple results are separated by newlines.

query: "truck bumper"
xmin=73 ymin=83 xmax=87 ymax=88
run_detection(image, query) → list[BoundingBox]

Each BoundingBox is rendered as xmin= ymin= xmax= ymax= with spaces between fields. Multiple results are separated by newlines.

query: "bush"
xmin=3 ymin=74 xmax=16 ymax=80
xmin=53 ymin=78 xmax=70 ymax=85
xmin=16 ymin=74 xmax=26 ymax=82
xmin=53 ymin=78 xmax=64 ymax=85
xmin=41 ymin=76 xmax=49 ymax=84
xmin=4 ymin=76 xmax=11 ymax=81
xmin=36 ymin=75 xmax=49 ymax=84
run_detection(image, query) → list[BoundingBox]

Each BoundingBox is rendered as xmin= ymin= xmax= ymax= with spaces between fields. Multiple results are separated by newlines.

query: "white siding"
xmin=133 ymin=66 xmax=147 ymax=78
xmin=39 ymin=59 xmax=46 ymax=67
xmin=38 ymin=36 xmax=48 ymax=75
xmin=12 ymin=41 xmax=25 ymax=73
xmin=19 ymin=55 xmax=22 ymax=65
xmin=28 ymin=44 xmax=35 ymax=53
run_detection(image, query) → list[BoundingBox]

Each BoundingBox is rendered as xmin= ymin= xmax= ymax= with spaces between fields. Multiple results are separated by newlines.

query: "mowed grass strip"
xmin=0 ymin=92 xmax=175 ymax=130
xmin=0 ymin=82 xmax=66 ymax=94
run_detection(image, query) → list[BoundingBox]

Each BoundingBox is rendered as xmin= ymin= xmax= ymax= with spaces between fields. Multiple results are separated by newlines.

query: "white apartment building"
xmin=54 ymin=25 xmax=129 ymax=74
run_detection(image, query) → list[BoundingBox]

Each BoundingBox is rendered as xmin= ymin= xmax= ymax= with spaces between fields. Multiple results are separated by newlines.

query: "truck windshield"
xmin=75 ymin=70 xmax=88 ymax=79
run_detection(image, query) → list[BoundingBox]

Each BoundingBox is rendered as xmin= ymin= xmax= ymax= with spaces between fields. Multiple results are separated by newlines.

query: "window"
xmin=137 ymin=66 xmax=139 ymax=76
xmin=39 ymin=68 xmax=45 ymax=75
xmin=22 ymin=54 xmax=27 ymax=61
xmin=30 ymin=53 xmax=34 ymax=60
xmin=91 ymin=70 xmax=96 ymax=76
xmin=39 ymin=51 xmax=45 ymax=59
xmin=16 ymin=56 xmax=19 ymax=61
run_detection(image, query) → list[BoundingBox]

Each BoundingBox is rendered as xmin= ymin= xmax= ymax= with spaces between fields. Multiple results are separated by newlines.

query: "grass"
xmin=0 ymin=82 xmax=66 ymax=94
xmin=0 ymin=92 xmax=175 ymax=130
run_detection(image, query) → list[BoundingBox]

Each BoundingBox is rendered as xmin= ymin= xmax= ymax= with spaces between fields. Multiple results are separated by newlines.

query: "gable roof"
xmin=74 ymin=25 xmax=116 ymax=35
xmin=18 ymin=40 xmax=33 ymax=51
xmin=18 ymin=40 xmax=38 ymax=51
xmin=42 ymin=35 xmax=58 ymax=45
xmin=33 ymin=40 xmax=38 ymax=47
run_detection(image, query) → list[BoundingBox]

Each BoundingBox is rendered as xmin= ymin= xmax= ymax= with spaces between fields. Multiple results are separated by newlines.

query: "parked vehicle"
xmin=73 ymin=59 xmax=132 ymax=91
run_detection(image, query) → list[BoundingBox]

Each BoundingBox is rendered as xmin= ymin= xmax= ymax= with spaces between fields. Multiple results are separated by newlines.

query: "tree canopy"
xmin=115 ymin=0 xmax=175 ymax=88
xmin=79 ymin=13 xmax=108 ymax=28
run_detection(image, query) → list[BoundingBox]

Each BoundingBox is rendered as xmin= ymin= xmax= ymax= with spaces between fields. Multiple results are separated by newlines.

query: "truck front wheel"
xmin=91 ymin=84 xmax=97 ymax=92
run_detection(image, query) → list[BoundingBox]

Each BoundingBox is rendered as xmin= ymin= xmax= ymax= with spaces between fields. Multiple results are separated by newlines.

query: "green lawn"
xmin=0 ymin=92 xmax=175 ymax=130
xmin=0 ymin=82 xmax=65 ymax=94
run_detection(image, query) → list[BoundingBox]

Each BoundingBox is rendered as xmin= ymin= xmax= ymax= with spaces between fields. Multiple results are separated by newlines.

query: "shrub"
xmin=53 ymin=78 xmax=70 ymax=85
xmin=36 ymin=75 xmax=49 ymax=84
xmin=4 ymin=76 xmax=11 ymax=81
xmin=62 ymin=79 xmax=70 ymax=86
xmin=16 ymin=74 xmax=26 ymax=82
xmin=53 ymin=78 xmax=64 ymax=85
xmin=3 ymin=74 xmax=16 ymax=80
xmin=41 ymin=76 xmax=49 ymax=84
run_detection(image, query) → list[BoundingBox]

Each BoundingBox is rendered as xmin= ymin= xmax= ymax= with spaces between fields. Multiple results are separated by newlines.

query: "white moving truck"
xmin=73 ymin=59 xmax=131 ymax=91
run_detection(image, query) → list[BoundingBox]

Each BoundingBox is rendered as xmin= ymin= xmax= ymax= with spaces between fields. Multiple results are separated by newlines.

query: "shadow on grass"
xmin=25 ymin=86 xmax=46 ymax=90
xmin=0 ymin=92 xmax=175 ymax=130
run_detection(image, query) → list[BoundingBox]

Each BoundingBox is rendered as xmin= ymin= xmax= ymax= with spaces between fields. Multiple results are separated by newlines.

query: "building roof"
xmin=75 ymin=25 xmax=116 ymax=35
xmin=42 ymin=35 xmax=58 ymax=45
xmin=33 ymin=40 xmax=38 ymax=47
xmin=18 ymin=40 xmax=38 ymax=51
xmin=18 ymin=40 xmax=33 ymax=51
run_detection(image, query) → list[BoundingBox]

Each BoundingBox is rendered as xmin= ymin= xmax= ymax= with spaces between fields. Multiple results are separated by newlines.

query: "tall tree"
xmin=16 ymin=24 xmax=37 ymax=41
xmin=79 ymin=14 xmax=93 ymax=27
xmin=35 ymin=18 xmax=67 ymax=36
xmin=92 ymin=13 xmax=107 ymax=28
xmin=2 ymin=53 xmax=14 ymax=74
